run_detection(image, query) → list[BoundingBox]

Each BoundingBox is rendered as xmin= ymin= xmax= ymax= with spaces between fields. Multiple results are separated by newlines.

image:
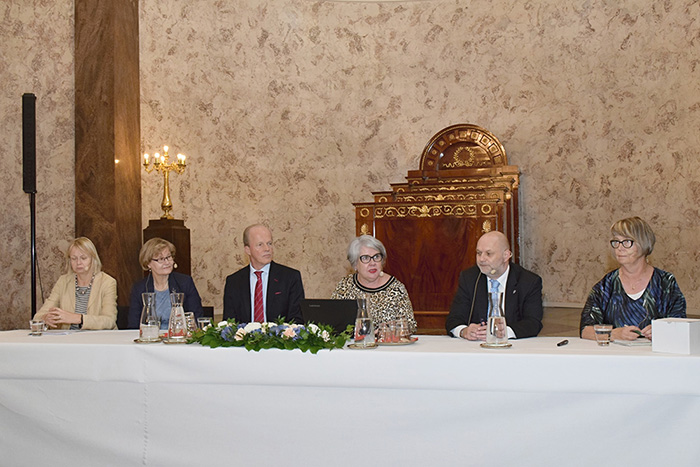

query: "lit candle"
xmin=154 ymin=153 xmax=160 ymax=165
xmin=144 ymin=153 xmax=149 ymax=165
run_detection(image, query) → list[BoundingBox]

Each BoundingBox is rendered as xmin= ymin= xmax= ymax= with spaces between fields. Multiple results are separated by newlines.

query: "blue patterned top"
xmin=580 ymin=267 xmax=686 ymax=334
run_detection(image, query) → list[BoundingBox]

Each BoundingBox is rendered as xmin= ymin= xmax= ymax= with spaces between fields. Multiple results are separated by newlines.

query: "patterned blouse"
xmin=331 ymin=273 xmax=417 ymax=333
xmin=579 ymin=267 xmax=686 ymax=334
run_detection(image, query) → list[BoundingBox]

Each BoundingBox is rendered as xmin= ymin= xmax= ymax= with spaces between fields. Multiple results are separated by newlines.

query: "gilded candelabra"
xmin=143 ymin=146 xmax=187 ymax=219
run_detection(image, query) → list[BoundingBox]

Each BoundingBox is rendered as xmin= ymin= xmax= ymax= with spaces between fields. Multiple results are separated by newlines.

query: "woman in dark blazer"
xmin=127 ymin=238 xmax=203 ymax=329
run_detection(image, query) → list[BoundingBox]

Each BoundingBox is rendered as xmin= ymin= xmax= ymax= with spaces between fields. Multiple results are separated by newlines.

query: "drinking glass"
xmin=29 ymin=319 xmax=46 ymax=336
xmin=379 ymin=321 xmax=396 ymax=343
xmin=395 ymin=318 xmax=410 ymax=342
xmin=197 ymin=317 xmax=212 ymax=330
xmin=184 ymin=312 xmax=196 ymax=337
xmin=594 ymin=324 xmax=613 ymax=346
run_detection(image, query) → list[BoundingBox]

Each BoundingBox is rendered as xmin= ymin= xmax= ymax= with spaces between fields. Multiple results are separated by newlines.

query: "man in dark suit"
xmin=223 ymin=224 xmax=305 ymax=323
xmin=445 ymin=231 xmax=543 ymax=339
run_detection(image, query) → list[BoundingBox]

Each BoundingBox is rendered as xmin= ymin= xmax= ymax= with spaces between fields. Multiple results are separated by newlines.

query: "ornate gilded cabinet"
xmin=354 ymin=124 xmax=520 ymax=332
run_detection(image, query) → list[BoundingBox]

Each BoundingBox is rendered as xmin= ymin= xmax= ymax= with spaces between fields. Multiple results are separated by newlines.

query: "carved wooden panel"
xmin=354 ymin=124 xmax=520 ymax=331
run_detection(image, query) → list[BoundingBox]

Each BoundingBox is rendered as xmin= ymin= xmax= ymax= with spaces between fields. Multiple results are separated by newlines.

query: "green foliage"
xmin=189 ymin=319 xmax=351 ymax=354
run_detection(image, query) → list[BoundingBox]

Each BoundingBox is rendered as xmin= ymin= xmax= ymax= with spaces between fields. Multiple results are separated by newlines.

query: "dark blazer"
xmin=127 ymin=271 xmax=204 ymax=329
xmin=445 ymin=263 xmax=543 ymax=338
xmin=223 ymin=261 xmax=304 ymax=323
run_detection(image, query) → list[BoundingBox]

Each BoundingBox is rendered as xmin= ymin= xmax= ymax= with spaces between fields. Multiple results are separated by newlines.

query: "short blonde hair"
xmin=139 ymin=237 xmax=176 ymax=270
xmin=65 ymin=237 xmax=102 ymax=274
xmin=611 ymin=216 xmax=656 ymax=256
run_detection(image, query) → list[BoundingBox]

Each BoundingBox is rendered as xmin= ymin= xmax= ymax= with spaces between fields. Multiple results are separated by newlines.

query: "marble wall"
xmin=139 ymin=0 xmax=700 ymax=312
xmin=1 ymin=1 xmax=75 ymax=330
xmin=1 ymin=0 xmax=699 ymax=329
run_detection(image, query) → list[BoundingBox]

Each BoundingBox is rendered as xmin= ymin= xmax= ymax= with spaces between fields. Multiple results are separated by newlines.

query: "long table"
xmin=1 ymin=330 xmax=699 ymax=466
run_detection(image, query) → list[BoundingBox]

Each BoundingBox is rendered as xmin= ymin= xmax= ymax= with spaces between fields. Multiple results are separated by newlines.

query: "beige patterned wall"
xmin=139 ymin=0 xmax=700 ymax=314
xmin=1 ymin=0 xmax=698 ymax=329
xmin=1 ymin=1 xmax=75 ymax=330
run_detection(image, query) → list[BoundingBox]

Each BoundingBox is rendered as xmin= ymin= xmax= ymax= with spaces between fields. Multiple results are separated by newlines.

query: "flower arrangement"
xmin=189 ymin=319 xmax=353 ymax=354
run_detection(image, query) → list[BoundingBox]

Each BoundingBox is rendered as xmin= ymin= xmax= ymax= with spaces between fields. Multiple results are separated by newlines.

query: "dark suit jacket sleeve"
xmin=445 ymin=267 xmax=481 ymax=334
xmin=222 ymin=273 xmax=237 ymax=321
xmin=267 ymin=263 xmax=305 ymax=324
xmin=506 ymin=265 xmax=544 ymax=338
xmin=127 ymin=278 xmax=146 ymax=329
xmin=171 ymin=272 xmax=204 ymax=319
xmin=223 ymin=268 xmax=248 ymax=322
xmin=285 ymin=268 xmax=305 ymax=323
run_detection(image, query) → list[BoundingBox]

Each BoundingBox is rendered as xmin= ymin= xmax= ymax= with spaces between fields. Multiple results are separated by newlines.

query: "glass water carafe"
xmin=139 ymin=292 xmax=160 ymax=342
xmin=486 ymin=292 xmax=508 ymax=345
xmin=354 ymin=297 xmax=376 ymax=348
xmin=168 ymin=292 xmax=187 ymax=341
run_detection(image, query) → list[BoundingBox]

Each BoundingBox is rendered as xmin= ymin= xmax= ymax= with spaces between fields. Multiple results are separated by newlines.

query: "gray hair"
xmin=347 ymin=235 xmax=387 ymax=269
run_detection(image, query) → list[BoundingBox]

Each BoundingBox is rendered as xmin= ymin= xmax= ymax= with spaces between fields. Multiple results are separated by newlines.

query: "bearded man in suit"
xmin=223 ymin=224 xmax=305 ymax=323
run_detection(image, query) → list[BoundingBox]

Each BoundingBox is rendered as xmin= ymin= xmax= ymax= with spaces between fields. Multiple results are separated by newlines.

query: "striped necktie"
xmin=254 ymin=271 xmax=264 ymax=322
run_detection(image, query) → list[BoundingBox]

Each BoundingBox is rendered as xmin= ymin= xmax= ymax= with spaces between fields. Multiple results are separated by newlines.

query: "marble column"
xmin=75 ymin=0 xmax=142 ymax=308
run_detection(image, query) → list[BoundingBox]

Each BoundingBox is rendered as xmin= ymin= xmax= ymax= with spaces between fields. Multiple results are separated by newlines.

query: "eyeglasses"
xmin=359 ymin=253 xmax=383 ymax=264
xmin=151 ymin=255 xmax=174 ymax=263
xmin=610 ymin=239 xmax=634 ymax=249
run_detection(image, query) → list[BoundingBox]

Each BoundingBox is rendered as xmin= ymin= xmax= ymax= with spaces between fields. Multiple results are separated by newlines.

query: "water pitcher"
xmin=354 ymin=297 xmax=376 ymax=348
xmin=168 ymin=292 xmax=187 ymax=341
xmin=486 ymin=292 xmax=508 ymax=345
xmin=139 ymin=292 xmax=160 ymax=342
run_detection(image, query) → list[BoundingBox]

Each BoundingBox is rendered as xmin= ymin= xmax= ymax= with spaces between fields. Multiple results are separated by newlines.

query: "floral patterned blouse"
xmin=331 ymin=273 xmax=417 ymax=333
xmin=579 ymin=267 xmax=686 ymax=335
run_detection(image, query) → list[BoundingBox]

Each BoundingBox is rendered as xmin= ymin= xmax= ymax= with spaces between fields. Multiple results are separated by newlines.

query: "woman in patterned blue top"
xmin=580 ymin=217 xmax=686 ymax=341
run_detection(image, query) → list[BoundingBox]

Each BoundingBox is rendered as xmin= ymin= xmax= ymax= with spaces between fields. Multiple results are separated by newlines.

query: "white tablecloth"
xmin=1 ymin=330 xmax=698 ymax=466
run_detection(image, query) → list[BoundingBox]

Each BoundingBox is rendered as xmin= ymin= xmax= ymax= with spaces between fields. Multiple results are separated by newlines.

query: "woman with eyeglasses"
xmin=35 ymin=237 xmax=117 ymax=330
xmin=127 ymin=237 xmax=203 ymax=330
xmin=580 ymin=217 xmax=686 ymax=341
xmin=331 ymin=235 xmax=417 ymax=333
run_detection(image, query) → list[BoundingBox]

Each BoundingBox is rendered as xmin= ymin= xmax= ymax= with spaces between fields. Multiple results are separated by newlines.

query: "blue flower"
xmin=221 ymin=326 xmax=235 ymax=342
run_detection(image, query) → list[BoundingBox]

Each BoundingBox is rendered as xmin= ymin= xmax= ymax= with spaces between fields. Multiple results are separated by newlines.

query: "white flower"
xmin=244 ymin=322 xmax=262 ymax=333
xmin=320 ymin=330 xmax=331 ymax=342
xmin=307 ymin=323 xmax=320 ymax=334
xmin=217 ymin=320 xmax=228 ymax=328
xmin=234 ymin=328 xmax=246 ymax=341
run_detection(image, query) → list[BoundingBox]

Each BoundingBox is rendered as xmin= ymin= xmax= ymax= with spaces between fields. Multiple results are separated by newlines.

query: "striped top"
xmin=71 ymin=275 xmax=93 ymax=330
xmin=580 ymin=267 xmax=686 ymax=334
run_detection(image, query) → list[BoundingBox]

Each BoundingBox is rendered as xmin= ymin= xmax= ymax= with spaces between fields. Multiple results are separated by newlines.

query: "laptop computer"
xmin=300 ymin=299 xmax=357 ymax=334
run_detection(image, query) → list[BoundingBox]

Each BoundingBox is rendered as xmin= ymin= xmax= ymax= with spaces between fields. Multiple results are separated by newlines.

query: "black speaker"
xmin=22 ymin=93 xmax=37 ymax=194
